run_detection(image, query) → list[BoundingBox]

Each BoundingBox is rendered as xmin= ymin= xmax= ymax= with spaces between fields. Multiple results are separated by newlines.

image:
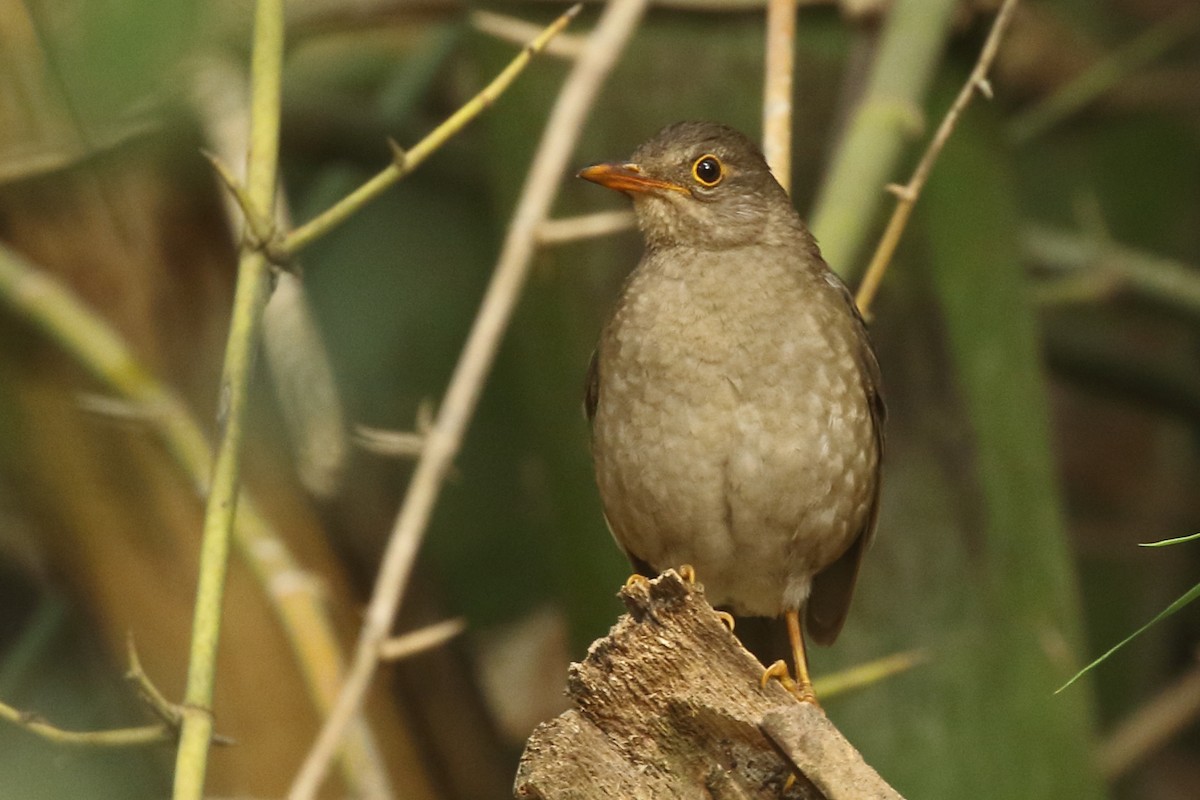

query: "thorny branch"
xmin=853 ymin=0 xmax=1020 ymax=318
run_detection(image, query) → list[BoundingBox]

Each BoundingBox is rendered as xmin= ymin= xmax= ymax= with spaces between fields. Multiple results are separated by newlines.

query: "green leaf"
xmin=916 ymin=78 xmax=1105 ymax=797
xmin=1139 ymin=531 xmax=1200 ymax=547
xmin=1058 ymin=580 xmax=1200 ymax=692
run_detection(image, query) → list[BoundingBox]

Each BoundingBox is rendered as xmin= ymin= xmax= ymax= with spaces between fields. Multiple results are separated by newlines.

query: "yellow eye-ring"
xmin=691 ymin=154 xmax=723 ymax=187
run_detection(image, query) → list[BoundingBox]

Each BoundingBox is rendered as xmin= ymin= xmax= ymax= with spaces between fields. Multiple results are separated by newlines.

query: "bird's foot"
xmin=623 ymin=573 xmax=651 ymax=591
xmin=789 ymin=682 xmax=820 ymax=707
xmin=623 ymin=566 xmax=698 ymax=595
xmin=761 ymin=659 xmax=798 ymax=693
xmin=714 ymin=610 xmax=735 ymax=631
xmin=760 ymin=660 xmax=821 ymax=708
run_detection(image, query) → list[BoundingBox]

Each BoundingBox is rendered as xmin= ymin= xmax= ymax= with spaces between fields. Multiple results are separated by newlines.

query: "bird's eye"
xmin=691 ymin=154 xmax=723 ymax=187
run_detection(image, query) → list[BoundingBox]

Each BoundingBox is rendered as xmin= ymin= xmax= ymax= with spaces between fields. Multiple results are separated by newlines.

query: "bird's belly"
xmin=593 ymin=348 xmax=877 ymax=617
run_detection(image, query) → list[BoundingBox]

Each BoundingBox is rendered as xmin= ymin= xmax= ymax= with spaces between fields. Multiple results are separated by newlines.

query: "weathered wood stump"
xmin=515 ymin=570 xmax=904 ymax=799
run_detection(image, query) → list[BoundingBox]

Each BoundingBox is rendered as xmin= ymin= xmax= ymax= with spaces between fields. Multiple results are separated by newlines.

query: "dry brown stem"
xmin=286 ymin=2 xmax=644 ymax=796
xmin=853 ymin=0 xmax=1019 ymax=318
xmin=763 ymin=0 xmax=798 ymax=194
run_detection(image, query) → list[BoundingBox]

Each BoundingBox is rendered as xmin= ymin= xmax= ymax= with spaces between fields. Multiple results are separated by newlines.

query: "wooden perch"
xmin=515 ymin=570 xmax=904 ymax=799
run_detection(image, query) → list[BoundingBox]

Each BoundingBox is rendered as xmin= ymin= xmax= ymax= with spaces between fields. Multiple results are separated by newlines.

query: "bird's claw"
xmin=715 ymin=610 xmax=735 ymax=631
xmin=761 ymin=660 xmax=820 ymax=706
xmin=623 ymin=573 xmax=651 ymax=591
xmin=677 ymin=564 xmax=696 ymax=584
xmin=761 ymin=659 xmax=797 ymax=693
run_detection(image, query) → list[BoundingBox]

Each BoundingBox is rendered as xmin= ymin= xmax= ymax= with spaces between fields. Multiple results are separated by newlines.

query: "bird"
xmin=578 ymin=121 xmax=884 ymax=704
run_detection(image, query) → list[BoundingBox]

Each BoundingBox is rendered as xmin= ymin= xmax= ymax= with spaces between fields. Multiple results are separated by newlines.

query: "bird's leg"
xmin=779 ymin=613 xmax=817 ymax=793
xmin=786 ymin=608 xmax=819 ymax=706
xmin=760 ymin=611 xmax=821 ymax=705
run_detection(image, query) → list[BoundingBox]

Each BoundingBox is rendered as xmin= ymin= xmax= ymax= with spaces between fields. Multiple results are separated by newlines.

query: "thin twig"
xmin=472 ymin=9 xmax=586 ymax=59
xmin=126 ymin=634 xmax=183 ymax=728
xmin=355 ymin=425 xmax=427 ymax=458
xmin=378 ymin=618 xmax=467 ymax=661
xmin=287 ymin=2 xmax=642 ymax=797
xmin=0 ymin=633 xmax=228 ymax=749
xmin=812 ymin=649 xmax=926 ymax=700
xmin=172 ymin=0 xmax=285 ymax=796
xmin=536 ymin=210 xmax=636 ymax=244
xmin=763 ymin=0 xmax=797 ymax=194
xmin=0 ymin=700 xmax=173 ymax=748
xmin=129 ymin=635 xmax=234 ymax=746
xmin=354 ymin=401 xmax=436 ymax=457
xmin=279 ymin=6 xmax=582 ymax=260
xmin=853 ymin=0 xmax=1019 ymax=318
xmin=201 ymin=149 xmax=272 ymax=246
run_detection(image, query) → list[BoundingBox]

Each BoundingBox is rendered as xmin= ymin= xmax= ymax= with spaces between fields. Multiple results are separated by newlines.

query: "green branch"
xmin=172 ymin=0 xmax=285 ymax=797
xmin=278 ymin=4 xmax=581 ymax=259
xmin=1061 ymin=528 xmax=1200 ymax=692
xmin=1059 ymin=580 xmax=1200 ymax=693
xmin=0 ymin=699 xmax=173 ymax=748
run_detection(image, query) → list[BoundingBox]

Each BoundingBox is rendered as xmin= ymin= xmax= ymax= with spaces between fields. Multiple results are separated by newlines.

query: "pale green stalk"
xmin=172 ymin=0 xmax=283 ymax=796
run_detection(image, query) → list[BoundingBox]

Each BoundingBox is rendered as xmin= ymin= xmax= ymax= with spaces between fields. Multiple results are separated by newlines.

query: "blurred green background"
xmin=0 ymin=0 xmax=1198 ymax=798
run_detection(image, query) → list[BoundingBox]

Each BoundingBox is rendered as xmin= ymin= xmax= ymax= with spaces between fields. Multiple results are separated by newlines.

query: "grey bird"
xmin=579 ymin=121 xmax=884 ymax=703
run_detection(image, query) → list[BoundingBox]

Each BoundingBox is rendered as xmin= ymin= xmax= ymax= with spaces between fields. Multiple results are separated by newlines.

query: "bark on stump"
xmin=515 ymin=570 xmax=904 ymax=799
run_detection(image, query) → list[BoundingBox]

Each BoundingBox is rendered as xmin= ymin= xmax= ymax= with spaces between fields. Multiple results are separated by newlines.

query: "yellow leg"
xmin=786 ymin=609 xmax=819 ymax=706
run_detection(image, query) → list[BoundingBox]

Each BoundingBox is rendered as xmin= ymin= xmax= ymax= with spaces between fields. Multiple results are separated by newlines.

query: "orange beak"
xmin=577 ymin=162 xmax=689 ymax=196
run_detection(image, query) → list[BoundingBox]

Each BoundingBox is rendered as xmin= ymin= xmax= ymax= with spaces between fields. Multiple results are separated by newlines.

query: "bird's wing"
xmin=587 ymin=353 xmax=658 ymax=578
xmin=584 ymin=347 xmax=600 ymax=423
xmin=805 ymin=298 xmax=886 ymax=647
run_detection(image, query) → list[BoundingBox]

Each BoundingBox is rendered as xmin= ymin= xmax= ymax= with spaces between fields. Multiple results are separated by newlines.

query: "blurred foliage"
xmin=918 ymin=87 xmax=1098 ymax=795
xmin=1 ymin=0 xmax=1199 ymax=798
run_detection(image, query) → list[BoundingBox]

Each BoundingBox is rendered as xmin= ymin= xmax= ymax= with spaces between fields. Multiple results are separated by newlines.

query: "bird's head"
xmin=578 ymin=121 xmax=796 ymax=250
